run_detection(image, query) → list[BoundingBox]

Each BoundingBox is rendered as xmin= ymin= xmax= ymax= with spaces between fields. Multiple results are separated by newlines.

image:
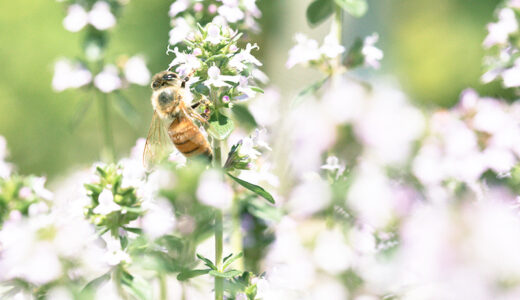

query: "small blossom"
xmin=52 ymin=59 xmax=92 ymax=91
xmin=483 ymin=8 xmax=518 ymax=48
xmin=362 ymin=33 xmax=383 ymax=69
xmin=321 ymin=156 xmax=345 ymax=175
xmin=169 ymin=0 xmax=189 ymax=17
xmin=141 ymin=199 xmax=176 ymax=240
xmin=229 ymin=43 xmax=262 ymax=71
xmin=286 ymin=34 xmax=320 ymax=69
xmin=205 ymin=23 xmax=224 ymax=44
xmin=93 ymin=189 xmax=121 ymax=215
xmin=196 ymin=170 xmax=233 ymax=210
xmin=169 ymin=17 xmax=192 ymax=45
xmin=94 ymin=65 xmax=122 ymax=93
xmin=320 ymin=32 xmax=345 ymax=58
xmin=101 ymin=233 xmax=131 ymax=265
xmin=88 ymin=1 xmax=116 ymax=30
xmin=218 ymin=1 xmax=245 ymax=23
xmin=168 ymin=46 xmax=202 ymax=77
xmin=237 ymin=76 xmax=256 ymax=98
xmin=124 ymin=56 xmax=151 ymax=85
xmin=31 ymin=177 xmax=53 ymax=200
xmin=204 ymin=66 xmax=239 ymax=87
xmin=63 ymin=4 xmax=88 ymax=32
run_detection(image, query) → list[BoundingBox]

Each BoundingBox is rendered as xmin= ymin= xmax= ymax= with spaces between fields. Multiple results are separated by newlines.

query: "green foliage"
xmin=334 ymin=0 xmax=368 ymax=18
xmin=231 ymin=104 xmax=258 ymax=131
xmin=208 ymin=112 xmax=235 ymax=140
xmin=306 ymin=0 xmax=335 ymax=27
xmin=227 ymin=173 xmax=275 ymax=204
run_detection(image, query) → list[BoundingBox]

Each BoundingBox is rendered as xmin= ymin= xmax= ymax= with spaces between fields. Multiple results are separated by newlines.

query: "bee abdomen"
xmin=168 ymin=117 xmax=212 ymax=160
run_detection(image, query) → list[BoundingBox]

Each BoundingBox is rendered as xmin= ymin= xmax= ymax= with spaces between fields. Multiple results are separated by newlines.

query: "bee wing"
xmin=143 ymin=112 xmax=174 ymax=169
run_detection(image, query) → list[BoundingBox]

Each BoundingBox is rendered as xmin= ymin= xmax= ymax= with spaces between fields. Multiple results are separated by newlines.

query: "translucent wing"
xmin=143 ymin=112 xmax=174 ymax=169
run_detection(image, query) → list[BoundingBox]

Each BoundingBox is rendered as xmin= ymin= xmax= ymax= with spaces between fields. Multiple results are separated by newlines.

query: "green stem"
xmin=231 ymin=196 xmax=244 ymax=270
xmin=331 ymin=3 xmax=344 ymax=83
xmin=214 ymin=210 xmax=224 ymax=300
xmin=159 ymin=273 xmax=167 ymax=300
xmin=98 ymin=92 xmax=115 ymax=162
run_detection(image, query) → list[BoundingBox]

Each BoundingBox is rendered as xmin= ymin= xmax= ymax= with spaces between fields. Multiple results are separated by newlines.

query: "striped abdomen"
xmin=168 ymin=115 xmax=212 ymax=160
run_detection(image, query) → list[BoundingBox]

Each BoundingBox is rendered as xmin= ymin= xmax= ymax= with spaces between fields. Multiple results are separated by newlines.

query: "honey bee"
xmin=143 ymin=70 xmax=212 ymax=168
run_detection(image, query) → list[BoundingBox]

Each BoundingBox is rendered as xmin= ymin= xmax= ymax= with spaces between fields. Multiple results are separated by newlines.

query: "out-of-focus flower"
xmin=141 ymin=198 xmax=176 ymax=239
xmin=169 ymin=0 xmax=190 ymax=17
xmin=313 ymin=229 xmax=353 ymax=274
xmin=88 ymin=1 xmax=116 ymax=30
xmin=206 ymin=23 xmax=225 ymax=44
xmin=218 ymin=0 xmax=245 ymax=23
xmin=196 ymin=170 xmax=233 ymax=210
xmin=249 ymin=88 xmax=280 ymax=127
xmin=94 ymin=65 xmax=122 ymax=93
xmin=483 ymin=8 xmax=518 ymax=48
xmin=288 ymin=173 xmax=331 ymax=218
xmin=320 ymin=32 xmax=345 ymax=58
xmin=169 ymin=17 xmax=192 ymax=45
xmin=52 ymin=59 xmax=92 ymax=91
xmin=101 ymin=233 xmax=131 ymax=265
xmin=321 ymin=156 xmax=345 ymax=175
xmin=361 ymin=33 xmax=383 ymax=69
xmin=286 ymin=34 xmax=320 ymax=69
xmin=124 ymin=56 xmax=151 ymax=85
xmin=63 ymin=4 xmax=88 ymax=32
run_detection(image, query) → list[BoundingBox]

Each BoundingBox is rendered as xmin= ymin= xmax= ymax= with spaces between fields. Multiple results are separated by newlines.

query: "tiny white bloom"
xmin=93 ymin=189 xmax=121 ymax=215
xmin=52 ymin=59 xmax=92 ymax=91
xmin=142 ymin=199 xmax=176 ymax=240
xmin=196 ymin=170 xmax=233 ymax=210
xmin=204 ymin=66 xmax=239 ymax=87
xmin=169 ymin=17 xmax=192 ymax=45
xmin=239 ymin=136 xmax=261 ymax=160
xmin=205 ymin=23 xmax=224 ymax=44
xmin=169 ymin=47 xmax=201 ymax=77
xmin=320 ymin=32 xmax=345 ymax=58
xmin=88 ymin=1 xmax=116 ymax=31
xmin=124 ymin=56 xmax=151 ymax=85
xmin=483 ymin=8 xmax=518 ymax=48
xmin=501 ymin=59 xmax=520 ymax=88
xmin=237 ymin=76 xmax=256 ymax=99
xmin=169 ymin=0 xmax=190 ymax=17
xmin=218 ymin=3 xmax=245 ymax=23
xmin=286 ymin=33 xmax=321 ymax=69
xmin=362 ymin=33 xmax=383 ymax=69
xmin=229 ymin=43 xmax=262 ymax=71
xmin=63 ymin=4 xmax=88 ymax=32
xmin=321 ymin=156 xmax=345 ymax=175
xmin=101 ymin=233 xmax=131 ymax=265
xmin=94 ymin=65 xmax=122 ymax=93
xmin=31 ymin=177 xmax=53 ymax=200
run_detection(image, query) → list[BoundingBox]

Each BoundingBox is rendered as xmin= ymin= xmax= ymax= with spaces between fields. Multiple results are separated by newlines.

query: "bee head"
xmin=151 ymin=71 xmax=181 ymax=90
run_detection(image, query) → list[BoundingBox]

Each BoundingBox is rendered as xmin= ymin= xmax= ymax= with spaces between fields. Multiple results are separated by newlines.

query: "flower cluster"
xmin=168 ymin=0 xmax=262 ymax=45
xmin=482 ymin=1 xmax=520 ymax=88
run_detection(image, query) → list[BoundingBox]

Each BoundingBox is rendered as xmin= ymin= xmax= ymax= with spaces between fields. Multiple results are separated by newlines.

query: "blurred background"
xmin=0 ymin=0 xmax=503 ymax=178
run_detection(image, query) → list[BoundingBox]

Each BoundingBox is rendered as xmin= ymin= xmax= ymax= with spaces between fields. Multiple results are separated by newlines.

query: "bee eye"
xmin=163 ymin=73 xmax=177 ymax=81
xmin=152 ymin=81 xmax=160 ymax=88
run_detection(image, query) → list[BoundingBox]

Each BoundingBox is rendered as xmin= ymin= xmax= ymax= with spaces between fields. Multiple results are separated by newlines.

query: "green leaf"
xmin=113 ymin=93 xmax=141 ymax=129
xmin=306 ymin=0 xmax=334 ymax=27
xmin=196 ymin=253 xmax=217 ymax=270
xmin=246 ymin=199 xmax=283 ymax=222
xmin=208 ymin=113 xmax=234 ymax=140
xmin=231 ymin=104 xmax=258 ymax=130
xmin=121 ymin=274 xmax=152 ymax=300
xmin=82 ymin=273 xmax=110 ymax=293
xmin=250 ymin=86 xmax=264 ymax=94
xmin=223 ymin=252 xmax=243 ymax=270
xmin=343 ymin=38 xmax=365 ymax=69
xmin=291 ymin=76 xmax=330 ymax=107
xmin=226 ymin=173 xmax=275 ymax=204
xmin=209 ymin=270 xmax=242 ymax=278
xmin=120 ymin=235 xmax=128 ymax=249
xmin=177 ymin=269 xmax=211 ymax=281
xmin=334 ymin=0 xmax=368 ymax=17
xmin=123 ymin=227 xmax=143 ymax=234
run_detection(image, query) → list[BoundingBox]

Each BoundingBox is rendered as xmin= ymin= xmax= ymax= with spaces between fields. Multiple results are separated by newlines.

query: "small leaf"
xmin=334 ymin=0 xmax=368 ymax=18
xmin=123 ymin=227 xmax=143 ymax=234
xmin=223 ymin=252 xmax=243 ymax=270
xmin=291 ymin=76 xmax=330 ymax=107
xmin=209 ymin=270 xmax=242 ymax=278
xmin=177 ymin=269 xmax=211 ymax=281
xmin=343 ymin=38 xmax=365 ymax=69
xmin=120 ymin=235 xmax=128 ymax=249
xmin=250 ymin=86 xmax=264 ymax=94
xmin=306 ymin=0 xmax=334 ymax=27
xmin=232 ymin=104 xmax=258 ymax=130
xmin=196 ymin=253 xmax=217 ymax=270
xmin=82 ymin=273 xmax=110 ymax=293
xmin=223 ymin=253 xmax=234 ymax=263
xmin=121 ymin=273 xmax=152 ymax=300
xmin=208 ymin=113 xmax=234 ymax=140
xmin=227 ymin=173 xmax=275 ymax=204
xmin=113 ymin=93 xmax=141 ymax=129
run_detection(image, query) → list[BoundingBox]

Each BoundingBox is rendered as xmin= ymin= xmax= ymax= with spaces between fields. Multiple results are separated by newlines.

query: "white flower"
xmin=93 ymin=189 xmax=121 ymax=215
xmin=237 ymin=76 xmax=256 ymax=98
xmin=286 ymin=33 xmax=320 ymax=68
xmin=313 ymin=230 xmax=353 ymax=274
xmin=88 ymin=1 xmax=116 ymax=31
xmin=205 ymin=23 xmax=224 ymax=44
xmin=101 ymin=233 xmax=131 ymax=265
xmin=204 ymin=66 xmax=239 ymax=87
xmin=168 ymin=46 xmax=202 ymax=77
xmin=249 ymin=88 xmax=280 ymax=127
xmin=229 ymin=43 xmax=262 ymax=71
xmin=52 ymin=59 xmax=92 ymax=91
xmin=31 ymin=177 xmax=53 ymax=200
xmin=94 ymin=65 xmax=122 ymax=93
xmin=142 ymin=198 xmax=176 ymax=239
xmin=320 ymin=32 xmax=345 ymax=58
xmin=501 ymin=58 xmax=520 ymax=88
xmin=321 ymin=156 xmax=345 ymax=174
xmin=124 ymin=56 xmax=151 ymax=85
xmin=169 ymin=17 xmax=192 ymax=45
xmin=483 ymin=8 xmax=518 ymax=48
xmin=63 ymin=4 xmax=88 ymax=32
xmin=362 ymin=33 xmax=383 ymax=69
xmin=288 ymin=173 xmax=331 ymax=217
xmin=236 ymin=293 xmax=248 ymax=300
xmin=218 ymin=2 xmax=244 ymax=23
xmin=169 ymin=0 xmax=189 ymax=17
xmin=196 ymin=170 xmax=233 ymax=210
xmin=239 ymin=136 xmax=261 ymax=160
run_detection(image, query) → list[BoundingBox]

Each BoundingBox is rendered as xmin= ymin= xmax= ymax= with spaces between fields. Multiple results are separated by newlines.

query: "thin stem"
xmin=159 ymin=273 xmax=167 ymax=300
xmin=231 ymin=196 xmax=244 ymax=270
xmin=98 ymin=92 xmax=115 ymax=162
xmin=331 ymin=3 xmax=344 ymax=84
xmin=214 ymin=210 xmax=224 ymax=300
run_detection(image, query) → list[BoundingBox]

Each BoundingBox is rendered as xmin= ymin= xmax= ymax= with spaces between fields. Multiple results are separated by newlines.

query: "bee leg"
xmin=184 ymin=106 xmax=209 ymax=124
